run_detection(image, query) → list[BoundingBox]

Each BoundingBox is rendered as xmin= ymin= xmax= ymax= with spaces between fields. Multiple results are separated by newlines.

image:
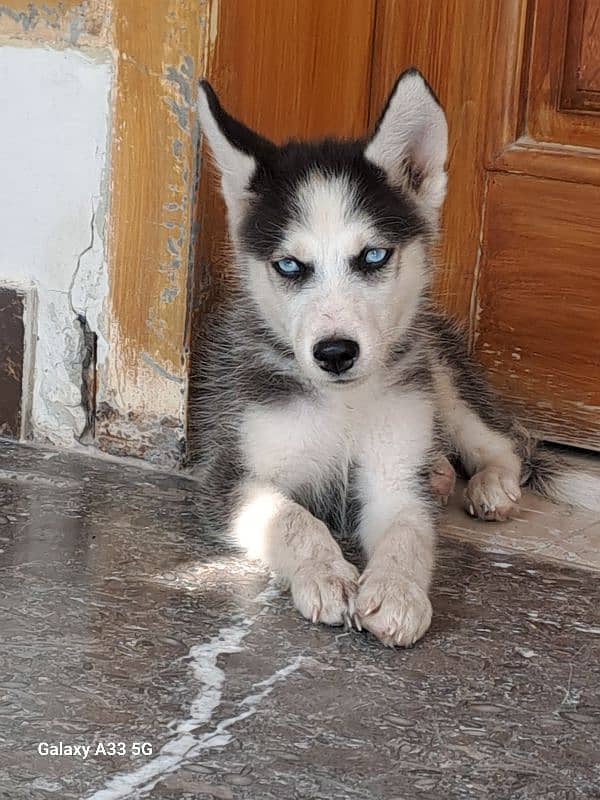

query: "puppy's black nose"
xmin=313 ymin=338 xmax=359 ymax=375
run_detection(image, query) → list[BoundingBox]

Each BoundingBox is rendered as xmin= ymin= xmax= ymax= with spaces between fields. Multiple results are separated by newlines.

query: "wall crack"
xmin=69 ymin=205 xmax=99 ymax=444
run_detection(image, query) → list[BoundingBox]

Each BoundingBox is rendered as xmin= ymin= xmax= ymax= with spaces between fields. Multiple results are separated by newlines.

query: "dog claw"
xmin=343 ymin=612 xmax=352 ymax=631
xmin=357 ymin=601 xmax=379 ymax=618
xmin=353 ymin=614 xmax=362 ymax=632
xmin=311 ymin=606 xmax=320 ymax=624
xmin=465 ymin=466 xmax=522 ymax=521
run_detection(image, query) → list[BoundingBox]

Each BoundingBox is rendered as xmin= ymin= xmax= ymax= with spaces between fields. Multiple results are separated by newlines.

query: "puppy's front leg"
xmin=356 ymin=492 xmax=435 ymax=648
xmin=233 ymin=481 xmax=358 ymax=627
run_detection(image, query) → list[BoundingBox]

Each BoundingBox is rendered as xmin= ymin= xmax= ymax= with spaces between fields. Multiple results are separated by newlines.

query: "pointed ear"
xmin=197 ymin=81 xmax=276 ymax=226
xmin=365 ymin=68 xmax=448 ymax=213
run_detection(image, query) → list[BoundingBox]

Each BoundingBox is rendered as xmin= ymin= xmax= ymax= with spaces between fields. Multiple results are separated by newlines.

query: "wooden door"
xmin=194 ymin=0 xmax=600 ymax=451
xmin=475 ymin=0 xmax=600 ymax=450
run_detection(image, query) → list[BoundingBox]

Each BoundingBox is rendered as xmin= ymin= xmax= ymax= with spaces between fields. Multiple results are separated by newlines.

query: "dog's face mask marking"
xmin=197 ymin=69 xmax=448 ymax=387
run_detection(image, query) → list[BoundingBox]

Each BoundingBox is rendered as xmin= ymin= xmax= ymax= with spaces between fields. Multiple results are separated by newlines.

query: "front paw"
xmin=291 ymin=558 xmax=359 ymax=628
xmin=464 ymin=466 xmax=521 ymax=521
xmin=356 ymin=569 xmax=432 ymax=647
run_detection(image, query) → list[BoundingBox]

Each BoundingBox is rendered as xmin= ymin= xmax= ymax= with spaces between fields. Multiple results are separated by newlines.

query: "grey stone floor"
xmin=0 ymin=440 xmax=599 ymax=800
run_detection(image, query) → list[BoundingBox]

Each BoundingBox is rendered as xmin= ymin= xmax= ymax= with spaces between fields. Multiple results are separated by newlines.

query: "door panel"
xmin=475 ymin=173 xmax=600 ymax=448
xmin=489 ymin=0 xmax=600 ymax=184
xmin=527 ymin=0 xmax=600 ymax=147
xmin=561 ymin=0 xmax=600 ymax=112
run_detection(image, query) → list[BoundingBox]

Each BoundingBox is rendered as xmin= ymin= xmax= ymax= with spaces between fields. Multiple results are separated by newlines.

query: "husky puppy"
xmin=190 ymin=69 xmax=596 ymax=647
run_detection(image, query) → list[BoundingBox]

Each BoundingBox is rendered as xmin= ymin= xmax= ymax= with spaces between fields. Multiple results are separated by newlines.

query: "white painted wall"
xmin=0 ymin=45 xmax=112 ymax=446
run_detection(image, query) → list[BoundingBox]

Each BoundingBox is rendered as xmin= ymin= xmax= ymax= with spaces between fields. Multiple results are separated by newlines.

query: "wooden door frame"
xmin=98 ymin=0 xmax=210 ymax=466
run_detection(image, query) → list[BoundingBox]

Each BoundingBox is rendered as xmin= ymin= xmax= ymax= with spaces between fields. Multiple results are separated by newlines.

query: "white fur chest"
xmin=240 ymin=381 xmax=434 ymax=494
xmin=241 ymin=392 xmax=350 ymax=493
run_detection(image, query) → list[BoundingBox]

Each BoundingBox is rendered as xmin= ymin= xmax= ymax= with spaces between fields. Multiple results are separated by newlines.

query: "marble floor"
xmin=0 ymin=439 xmax=599 ymax=800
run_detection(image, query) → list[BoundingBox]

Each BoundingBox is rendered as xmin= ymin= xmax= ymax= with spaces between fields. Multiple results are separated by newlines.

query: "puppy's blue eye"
xmin=273 ymin=257 xmax=302 ymax=278
xmin=364 ymin=248 xmax=390 ymax=265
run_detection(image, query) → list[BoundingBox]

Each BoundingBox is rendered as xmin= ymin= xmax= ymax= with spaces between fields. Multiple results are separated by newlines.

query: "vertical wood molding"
xmin=99 ymin=0 xmax=209 ymax=465
xmin=483 ymin=0 xmax=530 ymax=163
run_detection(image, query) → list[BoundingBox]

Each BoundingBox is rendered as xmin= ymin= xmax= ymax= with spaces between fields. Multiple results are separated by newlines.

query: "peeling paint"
xmin=95 ymin=402 xmax=184 ymax=467
xmin=172 ymin=138 xmax=183 ymax=158
xmin=160 ymin=286 xmax=179 ymax=304
xmin=164 ymin=64 xmax=192 ymax=105
xmin=145 ymin=309 xmax=168 ymax=340
xmin=0 ymin=4 xmax=51 ymax=32
xmin=0 ymin=0 xmax=111 ymax=49
xmin=166 ymin=237 xmax=180 ymax=257
xmin=141 ymin=353 xmax=183 ymax=385
xmin=165 ymin=97 xmax=189 ymax=132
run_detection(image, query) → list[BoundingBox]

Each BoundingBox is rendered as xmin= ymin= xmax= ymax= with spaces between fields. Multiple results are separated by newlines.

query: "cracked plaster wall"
xmin=0 ymin=45 xmax=112 ymax=446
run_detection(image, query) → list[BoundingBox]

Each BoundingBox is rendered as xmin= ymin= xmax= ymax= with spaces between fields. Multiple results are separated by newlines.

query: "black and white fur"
xmin=190 ymin=69 xmax=597 ymax=647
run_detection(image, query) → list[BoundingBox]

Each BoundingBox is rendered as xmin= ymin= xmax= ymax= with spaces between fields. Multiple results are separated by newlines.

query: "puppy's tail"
xmin=520 ymin=432 xmax=600 ymax=512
